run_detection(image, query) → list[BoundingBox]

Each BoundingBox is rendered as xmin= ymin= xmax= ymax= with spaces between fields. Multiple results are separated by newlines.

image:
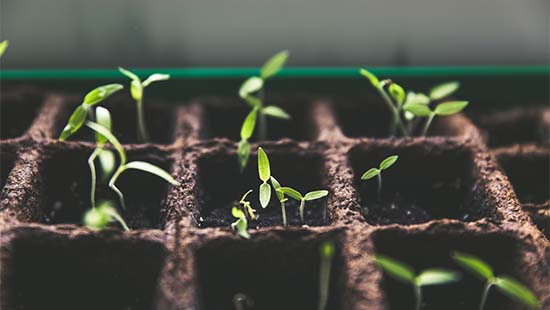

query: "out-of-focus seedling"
xmin=375 ymin=254 xmax=461 ymax=310
xmin=0 ymin=40 xmax=8 ymax=58
xmin=404 ymin=100 xmax=468 ymax=136
xmin=318 ymin=241 xmax=335 ymax=310
xmin=276 ymin=187 xmax=328 ymax=223
xmin=361 ymin=155 xmax=398 ymax=200
xmin=231 ymin=206 xmax=250 ymax=239
xmin=257 ymin=147 xmax=272 ymax=208
xmin=236 ymin=189 xmax=257 ymax=220
xmin=233 ymin=292 xmax=255 ymax=310
xmin=452 ymin=252 xmax=540 ymax=310
xmin=237 ymin=51 xmax=291 ymax=170
xmin=119 ymin=67 xmax=170 ymax=142
xmin=84 ymin=200 xmax=129 ymax=231
xmin=270 ymin=176 xmax=288 ymax=226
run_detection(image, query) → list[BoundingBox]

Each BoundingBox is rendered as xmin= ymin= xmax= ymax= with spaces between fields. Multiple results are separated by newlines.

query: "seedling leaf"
xmin=85 ymin=121 xmax=126 ymax=164
xmin=304 ymin=190 xmax=329 ymax=201
xmin=405 ymin=92 xmax=430 ymax=106
xmin=0 ymin=40 xmax=8 ymax=57
xmin=118 ymin=67 xmax=140 ymax=81
xmin=277 ymin=187 xmax=303 ymax=200
xmin=240 ymin=109 xmax=257 ymax=140
xmin=59 ymin=105 xmax=88 ymax=140
xmin=238 ymin=140 xmax=250 ymax=171
xmin=142 ymin=73 xmax=170 ymax=87
xmin=494 ymin=276 xmax=539 ymax=307
xmin=379 ymin=155 xmax=398 ymax=170
xmin=123 ymin=161 xmax=179 ymax=185
xmin=430 ymin=81 xmax=460 ymax=100
xmin=84 ymin=206 xmax=110 ymax=230
xmin=130 ymin=80 xmax=143 ymax=101
xmin=359 ymin=68 xmax=380 ymax=87
xmin=451 ymin=252 xmax=494 ymax=280
xmin=232 ymin=207 xmax=246 ymax=219
xmin=361 ymin=168 xmax=379 ymax=180
xmin=239 ymin=77 xmax=264 ymax=98
xmin=95 ymin=106 xmax=112 ymax=144
xmin=262 ymin=106 xmax=290 ymax=119
xmin=257 ymin=147 xmax=271 ymax=182
xmin=98 ymin=149 xmax=116 ymax=178
xmin=416 ymin=269 xmax=461 ymax=286
xmin=374 ymin=255 xmax=415 ymax=284
xmin=83 ymin=84 xmax=124 ymax=106
xmin=270 ymin=176 xmax=285 ymax=201
xmin=259 ymin=182 xmax=271 ymax=208
xmin=389 ymin=83 xmax=406 ymax=105
xmin=260 ymin=50 xmax=289 ymax=79
xmin=243 ymin=96 xmax=262 ymax=108
xmin=434 ymin=101 xmax=469 ymax=116
xmin=404 ymin=103 xmax=432 ymax=117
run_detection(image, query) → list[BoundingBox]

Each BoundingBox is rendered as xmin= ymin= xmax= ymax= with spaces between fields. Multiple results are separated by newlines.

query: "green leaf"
xmin=374 ymin=255 xmax=415 ymax=284
xmin=235 ymin=217 xmax=250 ymax=239
xmin=238 ymin=140 xmax=250 ymax=171
xmin=379 ymin=155 xmax=398 ymax=170
xmin=257 ymin=147 xmax=271 ymax=182
xmin=405 ymin=92 xmax=430 ymax=106
xmin=85 ymin=121 xmax=127 ymax=164
xmin=130 ymin=80 xmax=143 ymax=101
xmin=389 ymin=83 xmax=406 ymax=105
xmin=451 ymin=252 xmax=494 ymax=280
xmin=95 ymin=107 xmax=112 ymax=144
xmin=83 ymin=84 xmax=124 ymax=106
xmin=232 ymin=206 xmax=246 ymax=219
xmin=239 ymin=77 xmax=264 ymax=98
xmin=260 ymin=50 xmax=289 ymax=79
xmin=430 ymin=81 xmax=460 ymax=100
xmin=270 ymin=176 xmax=285 ymax=201
xmin=361 ymin=168 xmax=379 ymax=180
xmin=118 ymin=67 xmax=140 ymax=81
xmin=0 ymin=40 xmax=8 ymax=58
xmin=59 ymin=105 xmax=88 ymax=141
xmin=320 ymin=241 xmax=335 ymax=259
xmin=359 ymin=68 xmax=380 ymax=87
xmin=304 ymin=190 xmax=329 ymax=201
xmin=404 ymin=103 xmax=432 ymax=117
xmin=434 ymin=101 xmax=469 ymax=116
xmin=277 ymin=187 xmax=303 ymax=201
xmin=262 ymin=106 xmax=290 ymax=119
xmin=259 ymin=182 xmax=271 ymax=208
xmin=123 ymin=161 xmax=180 ymax=186
xmin=84 ymin=206 xmax=111 ymax=230
xmin=494 ymin=276 xmax=539 ymax=307
xmin=98 ymin=149 xmax=116 ymax=179
xmin=240 ymin=109 xmax=257 ymax=140
xmin=416 ymin=269 xmax=461 ymax=286
xmin=142 ymin=73 xmax=170 ymax=87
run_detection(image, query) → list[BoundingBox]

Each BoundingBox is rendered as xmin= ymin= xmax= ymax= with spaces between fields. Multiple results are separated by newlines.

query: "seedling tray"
xmin=0 ymin=66 xmax=549 ymax=310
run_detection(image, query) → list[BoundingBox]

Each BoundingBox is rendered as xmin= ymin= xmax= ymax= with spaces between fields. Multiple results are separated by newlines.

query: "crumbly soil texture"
xmin=0 ymin=86 xmax=549 ymax=310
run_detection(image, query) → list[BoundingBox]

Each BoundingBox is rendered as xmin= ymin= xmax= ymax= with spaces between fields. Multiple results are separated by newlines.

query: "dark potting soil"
xmin=496 ymin=153 xmax=550 ymax=204
xmin=0 ymin=88 xmax=43 ymax=139
xmin=1 ymin=148 xmax=16 ymax=191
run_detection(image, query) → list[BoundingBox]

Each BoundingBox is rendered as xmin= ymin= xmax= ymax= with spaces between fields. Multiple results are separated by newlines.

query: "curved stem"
xmin=377 ymin=173 xmax=382 ymax=201
xmin=414 ymin=285 xmax=422 ymax=310
xmin=479 ymin=280 xmax=493 ymax=310
xmin=378 ymin=87 xmax=408 ymax=137
xmin=109 ymin=166 xmax=127 ymax=209
xmin=318 ymin=252 xmax=332 ymax=310
xmin=136 ymin=98 xmax=150 ymax=142
xmin=87 ymin=148 xmax=102 ymax=209
xmin=299 ymin=199 xmax=305 ymax=223
xmin=281 ymin=200 xmax=287 ymax=227
xmin=421 ymin=113 xmax=436 ymax=137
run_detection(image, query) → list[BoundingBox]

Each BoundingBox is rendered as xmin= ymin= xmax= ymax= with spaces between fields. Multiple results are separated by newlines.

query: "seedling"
xmin=0 ymin=40 xmax=8 ymax=58
xmin=84 ymin=200 xmax=129 ymax=231
xmin=452 ymin=252 xmax=540 ymax=310
xmin=119 ymin=67 xmax=170 ymax=142
xmin=235 ymin=189 xmax=257 ymax=220
xmin=270 ymin=176 xmax=288 ymax=226
xmin=231 ymin=206 xmax=250 ymax=239
xmin=237 ymin=51 xmax=291 ymax=170
xmin=318 ymin=241 xmax=335 ymax=310
xmin=404 ymin=100 xmax=468 ymax=136
xmin=257 ymin=147 xmax=272 ymax=208
xmin=361 ymin=155 xmax=398 ymax=200
xmin=375 ymin=254 xmax=461 ymax=310
xmin=276 ymin=187 xmax=328 ymax=223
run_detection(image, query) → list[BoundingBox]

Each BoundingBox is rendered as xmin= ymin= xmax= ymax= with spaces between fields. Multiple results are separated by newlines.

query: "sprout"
xmin=237 ymin=189 xmax=257 ymax=220
xmin=84 ymin=200 xmax=129 ymax=231
xmin=0 ymin=40 xmax=8 ymax=58
xmin=404 ymin=100 xmax=469 ymax=136
xmin=270 ymin=176 xmax=288 ymax=226
xmin=119 ymin=67 xmax=170 ymax=143
xmin=318 ymin=241 xmax=335 ymax=310
xmin=452 ymin=252 xmax=540 ymax=310
xmin=257 ymin=147 xmax=272 ymax=208
xmin=231 ymin=207 xmax=250 ymax=239
xmin=276 ymin=187 xmax=328 ymax=223
xmin=361 ymin=155 xmax=398 ymax=200
xmin=375 ymin=254 xmax=461 ymax=310
xmin=237 ymin=51 xmax=291 ymax=170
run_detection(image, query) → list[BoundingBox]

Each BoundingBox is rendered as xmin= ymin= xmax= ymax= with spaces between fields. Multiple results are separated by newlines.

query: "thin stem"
xmin=136 ymin=98 xmax=150 ymax=143
xmin=421 ymin=113 xmax=436 ymax=137
xmin=479 ymin=280 xmax=493 ymax=310
xmin=299 ymin=199 xmax=305 ymax=223
xmin=109 ymin=210 xmax=130 ymax=231
xmin=318 ymin=252 xmax=332 ymax=310
xmin=414 ymin=285 xmax=422 ymax=310
xmin=378 ymin=86 xmax=408 ymax=137
xmin=377 ymin=173 xmax=382 ymax=201
xmin=257 ymin=88 xmax=267 ymax=141
xmin=87 ymin=148 xmax=102 ymax=209
xmin=281 ymin=200 xmax=287 ymax=227
xmin=109 ymin=166 xmax=127 ymax=209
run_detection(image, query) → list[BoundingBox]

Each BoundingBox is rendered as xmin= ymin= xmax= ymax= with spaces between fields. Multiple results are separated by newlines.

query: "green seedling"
xmin=318 ymin=241 xmax=335 ymax=310
xmin=119 ymin=67 xmax=170 ymax=142
xmin=452 ymin=252 xmax=540 ymax=310
xmin=270 ymin=176 xmax=288 ymax=226
xmin=257 ymin=147 xmax=272 ymax=208
xmin=361 ymin=155 xmax=398 ymax=200
xmin=231 ymin=206 xmax=250 ymax=239
xmin=84 ymin=200 xmax=129 ymax=231
xmin=59 ymin=84 xmax=124 ymax=141
xmin=0 ymin=40 xmax=8 ymax=58
xmin=375 ymin=254 xmax=461 ymax=310
xmin=404 ymin=100 xmax=468 ymax=136
xmin=235 ymin=189 xmax=257 ymax=220
xmin=276 ymin=187 xmax=328 ymax=223
xmin=238 ymin=51 xmax=291 ymax=170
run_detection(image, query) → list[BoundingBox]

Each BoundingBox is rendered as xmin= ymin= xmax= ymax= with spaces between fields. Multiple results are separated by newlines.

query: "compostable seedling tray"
xmin=0 ymin=67 xmax=549 ymax=310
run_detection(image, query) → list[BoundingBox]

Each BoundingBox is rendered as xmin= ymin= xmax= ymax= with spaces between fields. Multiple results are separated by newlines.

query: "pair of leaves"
xmin=276 ymin=187 xmax=329 ymax=202
xmin=84 ymin=201 xmax=129 ymax=231
xmin=258 ymin=147 xmax=271 ymax=208
xmin=0 ymin=40 xmax=8 ymax=58
xmin=404 ymin=100 xmax=469 ymax=118
xmin=430 ymin=81 xmax=460 ymax=100
xmin=231 ymin=207 xmax=250 ymax=239
xmin=361 ymin=155 xmax=399 ymax=180
xmin=239 ymin=50 xmax=289 ymax=98
xmin=375 ymin=255 xmax=460 ymax=287
xmin=119 ymin=67 xmax=170 ymax=101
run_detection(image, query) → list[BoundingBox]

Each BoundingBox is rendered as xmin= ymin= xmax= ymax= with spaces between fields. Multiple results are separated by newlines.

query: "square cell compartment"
xmin=496 ymin=153 xmax=549 ymax=204
xmin=1 ymin=89 xmax=43 ymax=139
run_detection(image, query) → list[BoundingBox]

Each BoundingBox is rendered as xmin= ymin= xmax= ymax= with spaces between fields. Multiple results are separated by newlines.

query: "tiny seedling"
xmin=235 ymin=189 xmax=257 ymax=220
xmin=452 ymin=252 xmax=540 ymax=310
xmin=119 ymin=67 xmax=170 ymax=143
xmin=84 ymin=200 xmax=129 ymax=231
xmin=257 ymin=147 xmax=272 ymax=208
xmin=318 ymin=241 xmax=335 ymax=310
xmin=270 ymin=176 xmax=288 ymax=226
xmin=276 ymin=187 xmax=328 ymax=223
xmin=361 ymin=155 xmax=398 ymax=200
xmin=237 ymin=51 xmax=291 ymax=170
xmin=0 ymin=40 xmax=8 ymax=58
xmin=231 ymin=206 xmax=250 ymax=239
xmin=375 ymin=254 xmax=461 ymax=310
xmin=403 ymin=100 xmax=468 ymax=136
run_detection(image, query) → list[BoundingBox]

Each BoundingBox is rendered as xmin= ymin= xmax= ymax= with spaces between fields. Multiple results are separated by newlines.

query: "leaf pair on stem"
xmin=361 ymin=155 xmax=398 ymax=200
xmin=231 ymin=190 xmax=255 ymax=239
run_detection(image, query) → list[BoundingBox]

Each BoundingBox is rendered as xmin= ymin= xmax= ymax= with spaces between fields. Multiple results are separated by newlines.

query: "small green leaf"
xmin=123 ymin=161 xmax=180 ymax=185
xmin=404 ymin=111 xmax=415 ymax=121
xmin=404 ymin=103 xmax=432 ymax=117
xmin=320 ymin=241 xmax=335 ymax=259
xmin=95 ymin=107 xmax=112 ymax=144
xmin=84 ymin=206 xmax=111 ymax=230
xmin=232 ymin=206 xmax=246 ymax=219
xmin=130 ymin=80 xmax=143 ymax=101
xmin=494 ymin=276 xmax=539 ymax=307
xmin=243 ymin=95 xmax=262 ymax=108
xmin=270 ymin=176 xmax=285 ymax=201
xmin=85 ymin=121 xmax=127 ymax=164
xmin=389 ymin=83 xmax=406 ymax=105
xmin=59 ymin=105 xmax=88 ymax=141
xmin=239 ymin=77 xmax=264 ymax=98
xmin=361 ymin=168 xmax=379 ymax=180
xmin=257 ymin=147 xmax=271 ymax=182
xmin=240 ymin=109 xmax=257 ymax=140
xmin=262 ymin=106 xmax=290 ymax=119
xmin=260 ymin=50 xmax=289 ymax=79
xmin=451 ymin=252 xmax=494 ymax=280
xmin=416 ymin=269 xmax=461 ymax=286
xmin=359 ymin=68 xmax=380 ymax=87
xmin=118 ymin=67 xmax=140 ymax=81
xmin=434 ymin=101 xmax=469 ymax=116
xmin=430 ymin=81 xmax=460 ymax=100
xmin=83 ymin=84 xmax=124 ymax=106
xmin=277 ymin=187 xmax=303 ymax=201
xmin=374 ymin=255 xmax=415 ymax=284
xmin=304 ymin=190 xmax=329 ymax=201
xmin=259 ymin=182 xmax=271 ymax=208
xmin=379 ymin=155 xmax=398 ymax=170
xmin=98 ymin=149 xmax=116 ymax=179
xmin=142 ymin=73 xmax=170 ymax=87
xmin=405 ymin=92 xmax=430 ymax=106
xmin=238 ymin=140 xmax=250 ymax=171
xmin=0 ymin=40 xmax=8 ymax=57
xmin=235 ymin=217 xmax=250 ymax=239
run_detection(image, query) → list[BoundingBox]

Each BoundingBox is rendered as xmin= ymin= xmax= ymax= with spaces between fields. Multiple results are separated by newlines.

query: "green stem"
xmin=281 ymin=200 xmax=287 ymax=227
xmin=87 ymin=148 xmax=102 ymax=209
xmin=109 ymin=166 xmax=127 ymax=209
xmin=414 ymin=285 xmax=422 ymax=310
xmin=257 ymin=88 xmax=267 ymax=141
xmin=377 ymin=173 xmax=382 ymax=201
xmin=378 ymin=86 xmax=408 ymax=137
xmin=479 ymin=280 xmax=493 ymax=310
xmin=421 ymin=113 xmax=436 ymax=137
xmin=109 ymin=210 xmax=130 ymax=231
xmin=136 ymin=98 xmax=150 ymax=142
xmin=318 ymin=252 xmax=332 ymax=310
xmin=299 ymin=199 xmax=305 ymax=223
